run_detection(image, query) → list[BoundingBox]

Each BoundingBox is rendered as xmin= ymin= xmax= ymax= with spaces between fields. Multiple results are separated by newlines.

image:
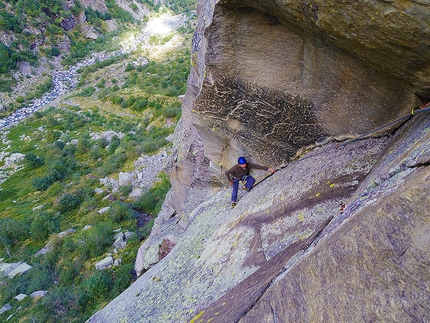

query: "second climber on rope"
xmin=225 ymin=156 xmax=276 ymax=208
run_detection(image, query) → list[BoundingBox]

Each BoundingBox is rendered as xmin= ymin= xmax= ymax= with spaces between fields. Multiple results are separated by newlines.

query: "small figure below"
xmin=225 ymin=156 xmax=276 ymax=208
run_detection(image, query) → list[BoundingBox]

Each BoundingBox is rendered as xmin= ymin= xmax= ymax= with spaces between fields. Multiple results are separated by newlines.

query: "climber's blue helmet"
xmin=238 ymin=157 xmax=247 ymax=165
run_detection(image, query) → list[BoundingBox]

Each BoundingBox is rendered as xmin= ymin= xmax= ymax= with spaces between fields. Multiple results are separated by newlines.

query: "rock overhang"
xmin=190 ymin=0 xmax=428 ymax=166
xmin=222 ymin=0 xmax=430 ymax=95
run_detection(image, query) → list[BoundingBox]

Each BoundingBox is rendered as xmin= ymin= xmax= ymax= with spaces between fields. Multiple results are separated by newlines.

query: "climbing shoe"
xmin=231 ymin=202 xmax=237 ymax=208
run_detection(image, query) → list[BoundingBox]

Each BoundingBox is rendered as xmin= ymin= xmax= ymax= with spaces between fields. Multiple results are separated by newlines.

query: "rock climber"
xmin=225 ymin=156 xmax=276 ymax=208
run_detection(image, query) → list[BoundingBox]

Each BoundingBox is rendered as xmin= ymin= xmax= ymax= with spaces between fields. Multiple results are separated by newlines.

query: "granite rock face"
xmin=89 ymin=110 xmax=430 ymax=323
xmin=89 ymin=1 xmax=430 ymax=322
xmin=196 ymin=114 xmax=430 ymax=323
xmin=167 ymin=0 xmax=430 ymax=216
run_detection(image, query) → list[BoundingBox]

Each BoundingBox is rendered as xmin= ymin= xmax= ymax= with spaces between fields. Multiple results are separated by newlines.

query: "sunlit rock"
xmin=57 ymin=228 xmax=76 ymax=238
xmin=113 ymin=231 xmax=136 ymax=250
xmin=95 ymin=256 xmax=114 ymax=270
xmin=7 ymin=262 xmax=32 ymax=278
xmin=98 ymin=206 xmax=111 ymax=214
xmin=14 ymin=294 xmax=27 ymax=301
xmin=30 ymin=290 xmax=47 ymax=299
xmin=118 ymin=172 xmax=134 ymax=186
xmin=0 ymin=304 xmax=12 ymax=315
xmin=4 ymin=153 xmax=25 ymax=167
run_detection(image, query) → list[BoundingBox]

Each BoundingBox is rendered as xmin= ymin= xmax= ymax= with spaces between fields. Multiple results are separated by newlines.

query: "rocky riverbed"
xmin=0 ymin=12 xmax=191 ymax=129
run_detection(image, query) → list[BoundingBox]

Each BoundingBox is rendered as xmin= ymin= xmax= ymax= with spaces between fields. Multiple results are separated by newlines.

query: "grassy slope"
xmin=0 ymin=8 xmax=196 ymax=323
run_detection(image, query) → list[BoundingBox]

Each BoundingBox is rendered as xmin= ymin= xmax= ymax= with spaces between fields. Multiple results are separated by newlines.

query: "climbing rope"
xmin=264 ymin=102 xmax=430 ymax=175
xmin=246 ymin=102 xmax=429 ymax=224
xmin=338 ymin=102 xmax=430 ymax=147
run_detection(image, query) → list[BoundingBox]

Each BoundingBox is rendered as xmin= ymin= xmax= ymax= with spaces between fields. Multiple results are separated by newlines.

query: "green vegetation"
xmin=106 ymin=0 xmax=135 ymax=22
xmin=164 ymin=0 xmax=196 ymax=14
xmin=124 ymin=49 xmax=190 ymax=97
xmin=0 ymin=0 xmax=195 ymax=78
xmin=0 ymin=0 xmax=197 ymax=119
xmin=0 ymin=2 xmax=196 ymax=319
xmin=0 ymin=102 xmax=175 ymax=322
xmin=0 ymin=0 xmax=127 ymax=77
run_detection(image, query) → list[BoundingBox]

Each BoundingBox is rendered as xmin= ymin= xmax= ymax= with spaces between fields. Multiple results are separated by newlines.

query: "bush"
xmin=84 ymin=270 xmax=113 ymax=300
xmin=96 ymin=150 xmax=127 ymax=176
xmin=132 ymin=173 xmax=170 ymax=215
xmin=0 ymin=11 xmax=23 ymax=33
xmin=42 ymin=287 xmax=79 ymax=320
xmin=79 ymin=197 xmax=99 ymax=214
xmin=34 ymin=111 xmax=43 ymax=118
xmin=97 ymin=137 xmax=109 ymax=149
xmin=25 ymin=263 xmax=54 ymax=294
xmin=125 ymin=63 xmax=135 ymax=71
xmin=49 ymin=160 xmax=70 ymax=180
xmin=108 ymin=201 xmax=135 ymax=223
xmin=118 ymin=185 xmax=132 ymax=198
xmin=57 ymin=193 xmax=81 ymax=213
xmin=78 ymin=86 xmax=96 ymax=97
xmin=142 ymin=139 xmax=158 ymax=154
xmin=23 ymin=152 xmax=44 ymax=169
xmin=88 ymin=146 xmax=103 ymax=161
xmin=139 ymin=217 xmax=154 ymax=239
xmin=26 ymin=304 xmax=50 ymax=323
xmin=0 ymin=77 xmax=13 ymax=92
xmin=120 ymin=100 xmax=128 ymax=109
xmin=162 ymin=106 xmax=181 ymax=118
xmin=107 ymin=135 xmax=120 ymax=154
xmin=46 ymin=129 xmax=62 ymax=143
xmin=32 ymin=176 xmax=53 ymax=191
xmin=125 ymin=144 xmax=143 ymax=159
xmin=85 ymin=222 xmax=113 ymax=258
xmin=130 ymin=98 xmax=148 ymax=111
xmin=76 ymin=134 xmax=91 ymax=153
xmin=111 ymin=263 xmax=133 ymax=297
xmin=30 ymin=212 xmax=56 ymax=240
xmin=0 ymin=218 xmax=30 ymax=256
xmin=0 ymin=43 xmax=19 ymax=73
xmin=59 ymin=259 xmax=82 ymax=286
xmin=46 ymin=116 xmax=58 ymax=127
xmin=35 ymin=78 xmax=53 ymax=98
xmin=51 ymin=45 xmax=60 ymax=56
xmin=106 ymin=0 xmax=134 ymax=22
xmin=63 ymin=144 xmax=77 ymax=156
xmin=54 ymin=140 xmax=65 ymax=150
